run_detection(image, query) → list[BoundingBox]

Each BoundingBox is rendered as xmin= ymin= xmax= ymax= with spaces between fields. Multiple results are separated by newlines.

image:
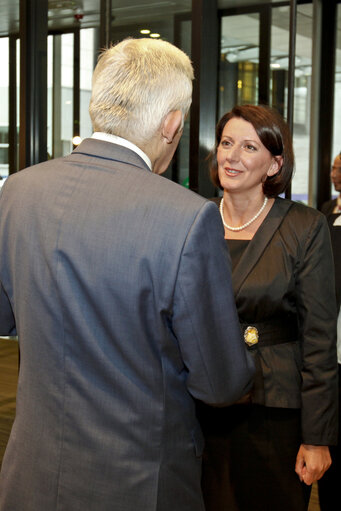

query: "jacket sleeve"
xmin=171 ymin=200 xmax=255 ymax=406
xmin=297 ymin=212 xmax=338 ymax=445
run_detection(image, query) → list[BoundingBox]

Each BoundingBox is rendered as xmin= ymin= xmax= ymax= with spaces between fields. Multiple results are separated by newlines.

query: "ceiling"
xmin=0 ymin=0 xmax=308 ymax=36
xmin=0 ymin=0 xmax=340 ymax=72
xmin=0 ymin=0 xmax=193 ymax=35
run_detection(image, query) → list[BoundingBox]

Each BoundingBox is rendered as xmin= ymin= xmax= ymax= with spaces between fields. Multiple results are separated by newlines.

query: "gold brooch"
xmin=244 ymin=326 xmax=259 ymax=347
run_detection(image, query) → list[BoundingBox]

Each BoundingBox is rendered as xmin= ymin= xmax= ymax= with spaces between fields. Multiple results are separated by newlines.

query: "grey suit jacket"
xmin=0 ymin=138 xmax=254 ymax=511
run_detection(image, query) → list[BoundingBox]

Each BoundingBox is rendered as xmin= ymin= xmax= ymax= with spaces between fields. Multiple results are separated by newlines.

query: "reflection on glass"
xmin=219 ymin=14 xmax=260 ymax=118
xmin=332 ymin=3 xmax=341 ymax=199
xmin=46 ymin=1 xmax=192 ymax=185
xmin=61 ymin=33 xmax=74 ymax=156
xmin=219 ymin=6 xmax=313 ymax=203
xmin=0 ymin=38 xmax=9 ymax=178
xmin=47 ymin=35 xmax=53 ymax=159
xmin=80 ymin=28 xmax=95 ymax=140
xmin=174 ymin=18 xmax=191 ymax=188
xmin=49 ymin=32 xmax=75 ymax=159
xmin=106 ymin=6 xmax=191 ymax=184
xmin=16 ymin=38 xmax=20 ymax=172
xmin=271 ymin=5 xmax=313 ymax=204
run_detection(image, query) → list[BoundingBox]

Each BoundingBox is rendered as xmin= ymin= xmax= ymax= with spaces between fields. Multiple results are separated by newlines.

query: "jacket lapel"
xmin=233 ymin=197 xmax=293 ymax=297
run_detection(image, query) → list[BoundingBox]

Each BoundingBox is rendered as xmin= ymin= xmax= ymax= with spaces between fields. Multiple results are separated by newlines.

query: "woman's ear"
xmin=161 ymin=110 xmax=183 ymax=144
xmin=267 ymin=156 xmax=283 ymax=177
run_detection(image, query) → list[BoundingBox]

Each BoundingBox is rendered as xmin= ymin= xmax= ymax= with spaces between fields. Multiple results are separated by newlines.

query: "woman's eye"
xmin=221 ymin=140 xmax=231 ymax=147
xmin=245 ymin=144 xmax=256 ymax=151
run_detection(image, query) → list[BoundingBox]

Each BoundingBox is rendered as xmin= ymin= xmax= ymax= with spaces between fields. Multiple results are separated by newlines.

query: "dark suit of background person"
xmin=321 ymin=152 xmax=341 ymax=217
xmin=321 ymin=198 xmax=338 ymax=215
xmin=317 ymin=152 xmax=341 ymax=511
xmin=0 ymin=39 xmax=254 ymax=511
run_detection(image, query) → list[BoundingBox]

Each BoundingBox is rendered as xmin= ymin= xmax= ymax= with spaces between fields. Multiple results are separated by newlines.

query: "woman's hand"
xmin=295 ymin=444 xmax=331 ymax=485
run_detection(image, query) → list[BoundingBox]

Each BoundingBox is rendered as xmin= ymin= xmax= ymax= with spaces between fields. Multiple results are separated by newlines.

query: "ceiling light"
xmin=150 ymin=33 xmax=160 ymax=39
xmin=48 ymin=0 xmax=81 ymax=11
xmin=140 ymin=29 xmax=150 ymax=34
xmin=225 ymin=52 xmax=238 ymax=63
xmin=72 ymin=136 xmax=82 ymax=146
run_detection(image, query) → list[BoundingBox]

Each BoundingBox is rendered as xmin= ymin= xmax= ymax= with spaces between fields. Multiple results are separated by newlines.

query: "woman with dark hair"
xmin=198 ymin=104 xmax=338 ymax=511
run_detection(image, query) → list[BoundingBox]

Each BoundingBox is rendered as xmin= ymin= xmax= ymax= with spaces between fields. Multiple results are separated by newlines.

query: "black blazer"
xmin=326 ymin=213 xmax=341 ymax=307
xmin=213 ymin=197 xmax=338 ymax=445
xmin=321 ymin=198 xmax=337 ymax=216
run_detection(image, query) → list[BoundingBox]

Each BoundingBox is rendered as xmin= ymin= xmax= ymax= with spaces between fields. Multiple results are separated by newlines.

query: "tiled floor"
xmin=0 ymin=337 xmax=18 ymax=465
xmin=308 ymin=483 xmax=321 ymax=511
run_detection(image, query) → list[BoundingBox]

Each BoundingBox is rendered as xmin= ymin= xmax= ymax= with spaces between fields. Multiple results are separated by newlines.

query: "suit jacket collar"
xmin=232 ymin=197 xmax=293 ymax=297
xmin=67 ymin=138 xmax=152 ymax=173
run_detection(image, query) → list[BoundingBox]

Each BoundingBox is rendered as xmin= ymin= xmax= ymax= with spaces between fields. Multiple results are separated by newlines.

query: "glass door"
xmin=219 ymin=3 xmax=314 ymax=203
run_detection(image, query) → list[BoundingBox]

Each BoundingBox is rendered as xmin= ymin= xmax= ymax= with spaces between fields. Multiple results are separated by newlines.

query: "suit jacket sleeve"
xmin=297 ymin=212 xmax=338 ymax=445
xmin=171 ymin=201 xmax=255 ymax=406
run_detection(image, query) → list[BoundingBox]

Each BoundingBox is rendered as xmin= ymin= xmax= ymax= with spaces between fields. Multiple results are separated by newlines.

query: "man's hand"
xmin=295 ymin=444 xmax=331 ymax=486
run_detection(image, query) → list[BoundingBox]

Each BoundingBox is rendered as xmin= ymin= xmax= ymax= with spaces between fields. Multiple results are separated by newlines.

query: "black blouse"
xmin=226 ymin=239 xmax=249 ymax=272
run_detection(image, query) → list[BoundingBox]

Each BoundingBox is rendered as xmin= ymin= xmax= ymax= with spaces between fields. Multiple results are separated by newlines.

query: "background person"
xmin=197 ymin=104 xmax=338 ymax=511
xmin=0 ymin=39 xmax=254 ymax=511
xmin=317 ymin=154 xmax=341 ymax=511
xmin=321 ymin=152 xmax=341 ymax=215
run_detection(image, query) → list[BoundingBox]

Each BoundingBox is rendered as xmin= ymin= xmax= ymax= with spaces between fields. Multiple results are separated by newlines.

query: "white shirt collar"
xmin=91 ymin=132 xmax=152 ymax=171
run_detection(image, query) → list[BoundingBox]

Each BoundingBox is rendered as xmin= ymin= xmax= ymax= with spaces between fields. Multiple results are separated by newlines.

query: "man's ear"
xmin=161 ymin=110 xmax=183 ymax=144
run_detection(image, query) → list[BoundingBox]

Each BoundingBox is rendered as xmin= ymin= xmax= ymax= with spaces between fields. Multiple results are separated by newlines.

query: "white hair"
xmin=89 ymin=38 xmax=194 ymax=146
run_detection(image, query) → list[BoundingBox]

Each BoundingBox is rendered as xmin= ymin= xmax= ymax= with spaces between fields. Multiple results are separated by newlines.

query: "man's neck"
xmin=91 ymin=132 xmax=152 ymax=170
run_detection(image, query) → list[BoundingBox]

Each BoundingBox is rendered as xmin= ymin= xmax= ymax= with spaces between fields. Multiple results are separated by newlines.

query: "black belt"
xmin=239 ymin=316 xmax=299 ymax=405
xmin=240 ymin=316 xmax=298 ymax=350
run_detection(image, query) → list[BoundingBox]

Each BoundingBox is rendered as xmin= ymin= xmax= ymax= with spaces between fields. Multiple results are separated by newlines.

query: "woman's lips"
xmin=225 ymin=167 xmax=242 ymax=176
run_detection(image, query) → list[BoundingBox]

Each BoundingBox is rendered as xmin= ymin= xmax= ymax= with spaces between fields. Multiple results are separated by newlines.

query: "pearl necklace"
xmin=219 ymin=196 xmax=268 ymax=232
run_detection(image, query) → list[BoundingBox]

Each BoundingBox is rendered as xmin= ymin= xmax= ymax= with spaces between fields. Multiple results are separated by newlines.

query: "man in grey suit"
xmin=0 ymin=38 xmax=254 ymax=510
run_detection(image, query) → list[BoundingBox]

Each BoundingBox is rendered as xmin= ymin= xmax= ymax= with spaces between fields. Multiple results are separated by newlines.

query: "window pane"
xmin=219 ymin=14 xmax=260 ymax=118
xmin=332 ymin=3 xmax=341 ymax=198
xmin=47 ymin=35 xmax=53 ymax=159
xmin=219 ymin=5 xmax=313 ymax=203
xmin=291 ymin=4 xmax=312 ymax=204
xmin=80 ymin=28 xmax=95 ymax=140
xmin=61 ymin=33 xmax=74 ymax=155
xmin=174 ymin=17 xmax=191 ymax=188
xmin=50 ymin=33 xmax=74 ymax=159
xmin=0 ymin=37 xmax=9 ymax=179
xmin=107 ymin=0 xmax=192 ymax=184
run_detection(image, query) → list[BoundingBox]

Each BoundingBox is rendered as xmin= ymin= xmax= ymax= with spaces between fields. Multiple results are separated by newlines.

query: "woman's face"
xmin=217 ymin=117 xmax=281 ymax=194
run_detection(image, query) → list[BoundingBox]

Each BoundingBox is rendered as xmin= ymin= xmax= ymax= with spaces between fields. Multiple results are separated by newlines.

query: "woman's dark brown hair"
xmin=210 ymin=104 xmax=295 ymax=197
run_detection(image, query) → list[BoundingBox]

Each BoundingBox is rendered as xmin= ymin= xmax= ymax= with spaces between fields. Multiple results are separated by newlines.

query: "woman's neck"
xmin=221 ymin=192 xmax=275 ymax=240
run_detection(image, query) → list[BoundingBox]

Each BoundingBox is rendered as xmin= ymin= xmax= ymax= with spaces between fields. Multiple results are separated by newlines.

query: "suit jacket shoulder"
xmin=321 ymin=198 xmax=337 ymax=216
